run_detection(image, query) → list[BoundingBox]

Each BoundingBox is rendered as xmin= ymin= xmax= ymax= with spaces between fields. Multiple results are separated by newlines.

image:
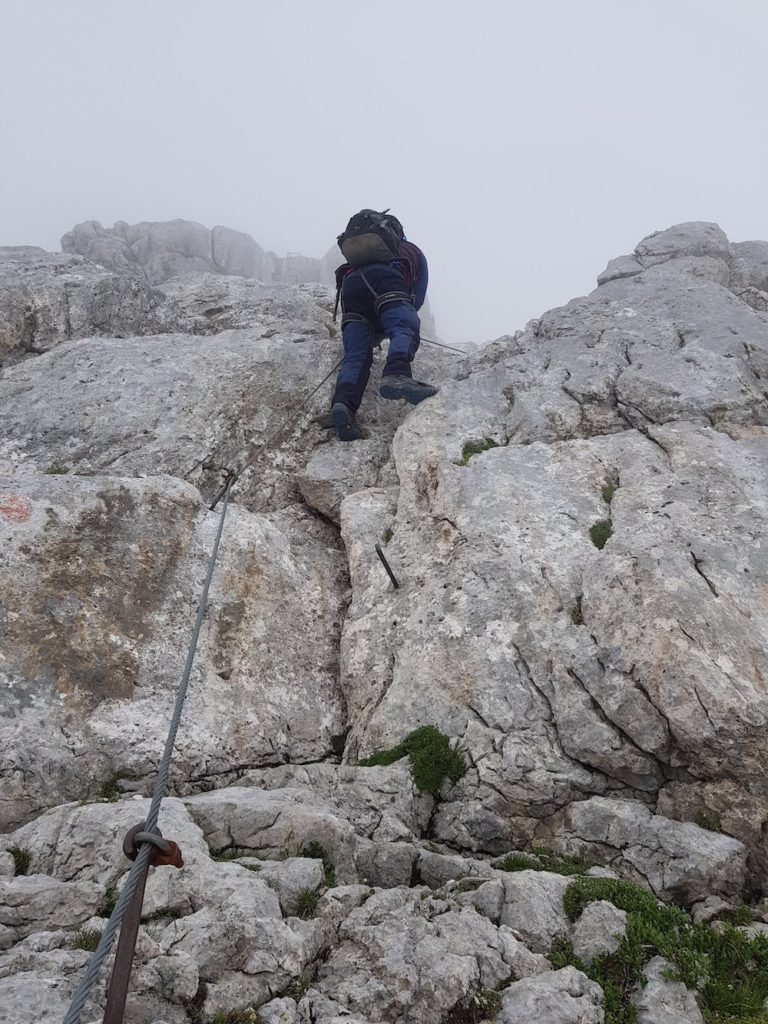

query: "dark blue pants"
xmin=332 ymin=264 xmax=421 ymax=412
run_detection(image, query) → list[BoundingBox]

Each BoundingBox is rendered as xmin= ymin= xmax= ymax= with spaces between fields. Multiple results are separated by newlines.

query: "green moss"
xmin=382 ymin=527 xmax=394 ymax=544
xmin=496 ymin=847 xmax=589 ymax=877
xmin=72 ymin=927 xmax=102 ymax=951
xmin=570 ymin=594 xmax=584 ymax=625
xmin=9 ymin=846 xmax=31 ymax=876
xmin=300 ymin=841 xmax=336 ymax=888
xmin=210 ymin=1009 xmax=263 ymax=1024
xmin=694 ymin=809 xmax=721 ymax=832
xmin=360 ymin=725 xmax=466 ymax=796
xmin=457 ymin=438 xmax=500 ymax=466
xmin=590 ymin=519 xmax=613 ymax=550
xmin=558 ymin=876 xmax=768 ymax=1024
xmin=97 ymin=885 xmax=117 ymax=919
xmin=441 ymin=988 xmax=503 ymax=1023
xmin=44 ymin=464 xmax=69 ymax=475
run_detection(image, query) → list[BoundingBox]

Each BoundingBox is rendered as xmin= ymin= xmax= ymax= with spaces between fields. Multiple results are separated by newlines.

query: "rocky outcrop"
xmin=3 ymin=220 xmax=768 ymax=1023
xmin=61 ymin=219 xmax=325 ymax=287
xmin=0 ymin=247 xmax=175 ymax=365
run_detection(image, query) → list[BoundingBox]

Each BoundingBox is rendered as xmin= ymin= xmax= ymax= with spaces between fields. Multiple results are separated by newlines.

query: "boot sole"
xmin=379 ymin=380 xmax=439 ymax=405
xmin=331 ymin=403 xmax=363 ymax=441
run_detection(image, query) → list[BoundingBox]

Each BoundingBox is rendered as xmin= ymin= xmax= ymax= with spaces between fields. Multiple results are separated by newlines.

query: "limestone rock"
xmin=540 ymin=797 xmax=746 ymax=904
xmin=570 ymin=900 xmax=627 ymax=965
xmin=631 ymin=956 xmax=704 ymax=1024
xmin=0 ymin=471 xmax=347 ymax=828
xmin=307 ymin=888 xmax=520 ymax=1023
xmin=0 ymin=874 xmax=102 ymax=940
xmin=0 ymin=246 xmax=173 ymax=365
xmin=498 ymin=966 xmax=604 ymax=1023
xmin=240 ymin=857 xmax=325 ymax=916
xmin=184 ymin=786 xmax=359 ymax=883
xmin=498 ymin=871 xmax=572 ymax=954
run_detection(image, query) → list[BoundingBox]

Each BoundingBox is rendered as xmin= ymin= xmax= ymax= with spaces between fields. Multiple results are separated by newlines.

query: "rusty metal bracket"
xmin=103 ymin=824 xmax=183 ymax=1024
xmin=375 ymin=544 xmax=400 ymax=589
xmin=209 ymin=467 xmax=237 ymax=511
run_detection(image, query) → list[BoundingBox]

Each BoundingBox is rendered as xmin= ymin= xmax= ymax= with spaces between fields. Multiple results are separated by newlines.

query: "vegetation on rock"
xmin=360 ymin=725 xmax=466 ymax=796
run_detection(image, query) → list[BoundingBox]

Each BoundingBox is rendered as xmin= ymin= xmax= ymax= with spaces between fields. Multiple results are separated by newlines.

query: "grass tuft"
xmin=497 ymin=847 xmax=589 ymax=877
xmin=360 ymin=725 xmax=466 ymax=796
xmin=457 ymin=438 xmax=500 ymax=466
xmin=97 ymin=885 xmax=117 ymax=919
xmin=9 ymin=846 xmax=31 ymax=876
xmin=97 ymin=774 xmax=121 ymax=802
xmin=72 ymin=927 xmax=102 ymax=951
xmin=294 ymin=887 xmax=321 ymax=919
xmin=602 ymin=479 xmax=617 ymax=505
xmin=590 ymin=519 xmax=613 ymax=550
xmin=300 ymin=841 xmax=336 ymax=888
xmin=557 ymin=875 xmax=768 ymax=1024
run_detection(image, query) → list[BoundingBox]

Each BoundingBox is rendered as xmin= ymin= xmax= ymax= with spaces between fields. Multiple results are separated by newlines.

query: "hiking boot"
xmin=313 ymin=411 xmax=335 ymax=429
xmin=379 ymin=374 xmax=439 ymax=405
xmin=331 ymin=402 xmax=364 ymax=442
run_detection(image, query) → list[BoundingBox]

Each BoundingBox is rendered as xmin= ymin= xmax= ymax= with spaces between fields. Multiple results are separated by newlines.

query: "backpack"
xmin=337 ymin=209 xmax=404 ymax=266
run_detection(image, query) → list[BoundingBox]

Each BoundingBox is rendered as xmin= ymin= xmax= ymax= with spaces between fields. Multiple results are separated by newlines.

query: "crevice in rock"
xmin=690 ymin=551 xmax=719 ymax=597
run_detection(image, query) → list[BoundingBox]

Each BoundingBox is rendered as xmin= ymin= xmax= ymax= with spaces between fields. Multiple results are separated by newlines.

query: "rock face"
xmin=2 ymin=220 xmax=768 ymax=1024
xmin=0 ymin=247 xmax=174 ymax=365
xmin=61 ymin=219 xmax=326 ymax=287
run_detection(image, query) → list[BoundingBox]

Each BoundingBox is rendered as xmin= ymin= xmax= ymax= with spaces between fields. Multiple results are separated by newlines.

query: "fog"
xmin=2 ymin=0 xmax=767 ymax=342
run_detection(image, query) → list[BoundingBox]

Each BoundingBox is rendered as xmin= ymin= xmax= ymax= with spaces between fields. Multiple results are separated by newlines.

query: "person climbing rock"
xmin=329 ymin=209 xmax=437 ymax=441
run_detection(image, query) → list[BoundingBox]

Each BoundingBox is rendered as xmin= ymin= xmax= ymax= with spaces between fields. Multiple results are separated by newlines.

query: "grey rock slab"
xmin=633 ymin=222 xmax=731 ymax=268
xmin=498 ymin=871 xmax=572 ymax=953
xmin=354 ymin=839 xmax=417 ymax=888
xmin=259 ymin=998 xmax=299 ymax=1024
xmin=498 ymin=966 xmax=604 ymax=1024
xmin=417 ymin=850 xmax=493 ymax=889
xmin=632 ymin=956 xmax=704 ymax=1024
xmin=311 ymin=888 xmax=520 ymax=1024
xmin=0 ymin=874 xmax=102 ymax=939
xmin=184 ymin=786 xmax=359 ymax=883
xmin=540 ymin=797 xmax=746 ymax=904
xmin=570 ymin=900 xmax=627 ymax=965
xmin=241 ymin=857 xmax=325 ymax=915
xmin=239 ymin=762 xmax=433 ymax=843
xmin=0 ymin=943 xmax=101 ymax=1024
xmin=0 ymin=246 xmax=175 ymax=366
xmin=0 ymin=471 xmax=346 ymax=827
xmin=0 ymin=854 xmax=14 ymax=879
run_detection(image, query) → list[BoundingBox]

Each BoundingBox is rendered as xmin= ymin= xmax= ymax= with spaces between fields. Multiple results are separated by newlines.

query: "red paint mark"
xmin=0 ymin=495 xmax=32 ymax=523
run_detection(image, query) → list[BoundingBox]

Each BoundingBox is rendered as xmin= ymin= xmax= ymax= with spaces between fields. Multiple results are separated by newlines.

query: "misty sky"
xmin=2 ymin=1 xmax=768 ymax=344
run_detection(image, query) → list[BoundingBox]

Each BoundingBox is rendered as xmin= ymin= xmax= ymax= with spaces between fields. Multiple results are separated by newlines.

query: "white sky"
xmin=2 ymin=0 xmax=768 ymax=343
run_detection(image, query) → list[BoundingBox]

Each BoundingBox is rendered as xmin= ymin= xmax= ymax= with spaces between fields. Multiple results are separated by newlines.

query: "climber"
xmin=329 ymin=209 xmax=437 ymax=441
